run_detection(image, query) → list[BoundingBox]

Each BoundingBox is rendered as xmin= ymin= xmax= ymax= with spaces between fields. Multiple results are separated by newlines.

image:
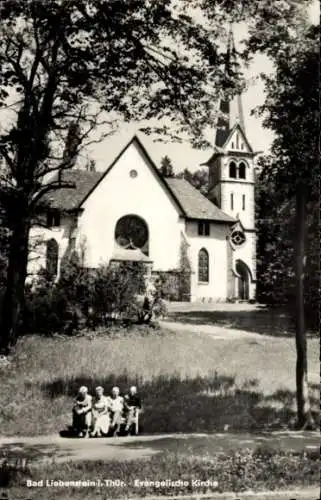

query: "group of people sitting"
xmin=71 ymin=385 xmax=142 ymax=438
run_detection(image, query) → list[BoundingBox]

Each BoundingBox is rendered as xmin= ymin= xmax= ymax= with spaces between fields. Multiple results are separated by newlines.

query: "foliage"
xmin=154 ymin=236 xmax=192 ymax=302
xmin=0 ymin=0 xmax=252 ymax=349
xmin=177 ymin=167 xmax=209 ymax=195
xmin=92 ymin=261 xmax=146 ymax=321
xmin=255 ymin=161 xmax=295 ymax=305
xmin=159 ymin=155 xmax=175 ymax=178
xmin=249 ymin=15 xmax=319 ymax=426
xmin=0 ymin=0 xmax=311 ymax=349
xmin=155 ymin=271 xmax=182 ymax=301
xmin=24 ymin=257 xmax=147 ymax=335
xmin=256 ymin=162 xmax=319 ymax=330
xmin=254 ymin=24 xmax=319 ymax=331
xmin=1 ymin=448 xmax=319 ymax=495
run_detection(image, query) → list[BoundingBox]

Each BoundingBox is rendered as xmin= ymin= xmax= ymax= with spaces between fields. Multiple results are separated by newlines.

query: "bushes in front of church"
xmin=24 ymin=255 xmax=147 ymax=335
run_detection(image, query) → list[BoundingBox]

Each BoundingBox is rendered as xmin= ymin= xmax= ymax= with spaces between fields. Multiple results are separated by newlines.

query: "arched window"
xmin=46 ymin=239 xmax=59 ymax=277
xmin=229 ymin=161 xmax=237 ymax=178
xmin=198 ymin=248 xmax=209 ymax=283
xmin=238 ymin=161 xmax=246 ymax=179
xmin=115 ymin=214 xmax=149 ymax=255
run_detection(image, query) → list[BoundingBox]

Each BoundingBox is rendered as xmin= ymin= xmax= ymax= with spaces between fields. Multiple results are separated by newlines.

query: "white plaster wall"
xmin=232 ymin=231 xmax=256 ymax=300
xmin=28 ymin=215 xmax=74 ymax=279
xmin=186 ymin=221 xmax=230 ymax=301
xmin=77 ymin=141 xmax=183 ymax=270
xmin=220 ymin=181 xmax=255 ymax=229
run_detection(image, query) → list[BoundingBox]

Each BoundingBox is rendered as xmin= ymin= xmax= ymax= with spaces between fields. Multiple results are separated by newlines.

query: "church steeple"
xmin=215 ymin=26 xmax=246 ymax=148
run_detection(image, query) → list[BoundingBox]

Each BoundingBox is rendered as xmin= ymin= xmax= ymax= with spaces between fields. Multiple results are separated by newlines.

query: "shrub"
xmin=92 ymin=261 xmax=146 ymax=321
xmin=24 ymin=257 xmax=148 ymax=335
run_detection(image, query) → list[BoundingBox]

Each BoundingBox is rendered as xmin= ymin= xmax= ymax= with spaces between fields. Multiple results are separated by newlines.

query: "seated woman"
xmin=91 ymin=386 xmax=110 ymax=437
xmin=124 ymin=386 xmax=142 ymax=435
xmin=72 ymin=386 xmax=92 ymax=438
xmin=109 ymin=386 xmax=124 ymax=436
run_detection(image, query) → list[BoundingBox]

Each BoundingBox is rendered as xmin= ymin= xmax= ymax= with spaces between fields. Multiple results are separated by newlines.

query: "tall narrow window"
xmin=198 ymin=248 xmax=209 ymax=283
xmin=46 ymin=239 xmax=59 ymax=277
xmin=242 ymin=194 xmax=246 ymax=210
xmin=47 ymin=210 xmax=61 ymax=228
xmin=230 ymin=193 xmax=234 ymax=210
xmin=236 ymin=133 xmax=239 ymax=149
xmin=229 ymin=161 xmax=237 ymax=178
xmin=239 ymin=162 xmax=246 ymax=179
xmin=198 ymin=221 xmax=210 ymax=236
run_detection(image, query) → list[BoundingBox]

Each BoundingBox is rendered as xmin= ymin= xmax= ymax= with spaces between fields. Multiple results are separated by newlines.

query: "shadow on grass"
xmin=40 ymin=373 xmax=321 ymax=434
xmin=167 ymin=307 xmax=307 ymax=337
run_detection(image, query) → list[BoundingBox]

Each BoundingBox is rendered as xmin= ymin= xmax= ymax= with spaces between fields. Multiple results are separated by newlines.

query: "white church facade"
xmin=29 ymin=122 xmax=257 ymax=302
xmin=28 ymin=27 xmax=257 ymax=302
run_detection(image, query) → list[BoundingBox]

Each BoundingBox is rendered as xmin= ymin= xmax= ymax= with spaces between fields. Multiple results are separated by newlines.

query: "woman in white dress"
xmin=109 ymin=386 xmax=124 ymax=435
xmin=91 ymin=386 xmax=110 ymax=437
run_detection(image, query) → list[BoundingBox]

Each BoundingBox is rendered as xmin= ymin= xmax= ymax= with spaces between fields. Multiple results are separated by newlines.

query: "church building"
xmin=28 ymin=32 xmax=257 ymax=302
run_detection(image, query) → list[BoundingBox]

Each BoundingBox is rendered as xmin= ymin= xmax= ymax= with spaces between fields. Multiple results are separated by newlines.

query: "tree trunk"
xmin=0 ymin=212 xmax=30 ymax=354
xmin=294 ymin=184 xmax=314 ymax=429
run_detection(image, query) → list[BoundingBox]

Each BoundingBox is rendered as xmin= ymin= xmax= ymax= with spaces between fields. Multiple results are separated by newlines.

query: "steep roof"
xmin=43 ymin=135 xmax=235 ymax=223
xmin=215 ymin=98 xmax=231 ymax=148
xmin=43 ymin=170 xmax=103 ymax=211
xmin=166 ymin=178 xmax=235 ymax=223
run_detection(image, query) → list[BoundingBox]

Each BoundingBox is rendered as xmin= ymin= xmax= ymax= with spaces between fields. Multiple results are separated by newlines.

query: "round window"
xmin=129 ymin=169 xmax=138 ymax=178
xmin=115 ymin=215 xmax=148 ymax=249
xmin=231 ymin=230 xmax=246 ymax=246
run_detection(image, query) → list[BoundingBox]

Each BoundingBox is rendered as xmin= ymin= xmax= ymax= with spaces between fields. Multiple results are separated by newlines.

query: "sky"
xmin=1 ymin=1 xmax=318 ymax=175
xmin=87 ymin=31 xmax=275 ymax=174
xmin=86 ymin=0 xmax=319 ymax=174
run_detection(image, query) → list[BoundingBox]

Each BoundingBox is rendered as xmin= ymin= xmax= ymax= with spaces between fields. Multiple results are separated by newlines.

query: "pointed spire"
xmin=215 ymin=25 xmax=245 ymax=147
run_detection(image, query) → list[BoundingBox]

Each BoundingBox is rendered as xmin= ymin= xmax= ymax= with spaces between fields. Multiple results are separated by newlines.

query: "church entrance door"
xmin=235 ymin=260 xmax=250 ymax=301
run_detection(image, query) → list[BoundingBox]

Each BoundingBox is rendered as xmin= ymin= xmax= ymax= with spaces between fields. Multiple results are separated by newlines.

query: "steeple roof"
xmin=215 ymin=26 xmax=246 ymax=148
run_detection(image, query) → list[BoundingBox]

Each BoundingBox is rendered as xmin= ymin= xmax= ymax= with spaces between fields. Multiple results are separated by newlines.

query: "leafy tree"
xmin=251 ymin=21 xmax=318 ymax=428
xmin=177 ymin=167 xmax=209 ymax=195
xmin=255 ymin=159 xmax=295 ymax=306
xmin=0 ymin=0 xmax=247 ymax=352
xmin=0 ymin=0 xmax=312 ymax=352
xmin=159 ymin=155 xmax=175 ymax=178
xmin=62 ymin=122 xmax=82 ymax=170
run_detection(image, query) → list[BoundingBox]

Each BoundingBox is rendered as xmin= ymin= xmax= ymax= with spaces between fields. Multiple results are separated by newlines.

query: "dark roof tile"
xmin=42 ymin=170 xmax=103 ymax=211
xmin=166 ymin=178 xmax=235 ymax=223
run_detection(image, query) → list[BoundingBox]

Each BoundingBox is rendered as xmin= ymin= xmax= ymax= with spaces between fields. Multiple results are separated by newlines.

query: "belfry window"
xmin=229 ymin=161 xmax=237 ymax=178
xmin=239 ymin=162 xmax=246 ymax=179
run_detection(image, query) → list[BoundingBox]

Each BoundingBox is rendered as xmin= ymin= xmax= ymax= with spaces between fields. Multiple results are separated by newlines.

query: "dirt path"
xmin=161 ymin=320 xmax=268 ymax=339
xmin=0 ymin=431 xmax=319 ymax=466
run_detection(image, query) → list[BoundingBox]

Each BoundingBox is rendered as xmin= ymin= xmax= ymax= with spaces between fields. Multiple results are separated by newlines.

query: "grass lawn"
xmin=1 ymin=448 xmax=319 ymax=497
xmin=0 ymin=324 xmax=319 ymax=436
